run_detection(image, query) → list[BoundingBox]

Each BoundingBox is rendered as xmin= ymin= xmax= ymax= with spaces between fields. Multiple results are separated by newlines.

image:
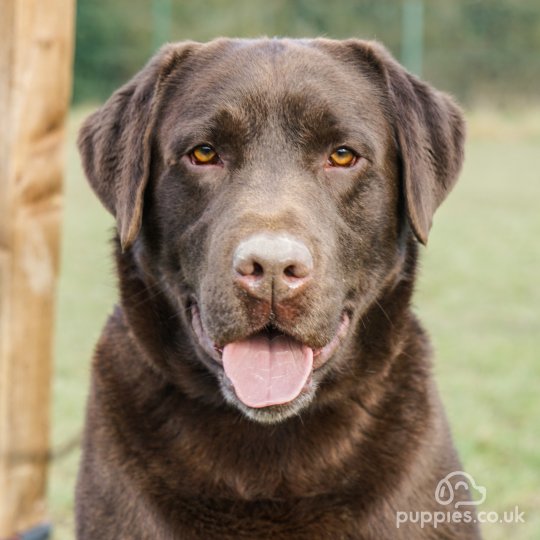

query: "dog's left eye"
xmin=190 ymin=144 xmax=220 ymax=165
xmin=328 ymin=147 xmax=358 ymax=167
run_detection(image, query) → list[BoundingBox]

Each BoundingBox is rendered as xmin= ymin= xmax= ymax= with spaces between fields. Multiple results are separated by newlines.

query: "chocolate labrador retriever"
xmin=76 ymin=38 xmax=481 ymax=539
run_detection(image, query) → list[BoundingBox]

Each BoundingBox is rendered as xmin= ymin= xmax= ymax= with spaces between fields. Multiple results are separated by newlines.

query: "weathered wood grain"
xmin=0 ymin=0 xmax=74 ymax=535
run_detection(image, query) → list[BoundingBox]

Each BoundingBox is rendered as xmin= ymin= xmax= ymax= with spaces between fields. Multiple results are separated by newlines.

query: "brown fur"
xmin=76 ymin=38 xmax=481 ymax=539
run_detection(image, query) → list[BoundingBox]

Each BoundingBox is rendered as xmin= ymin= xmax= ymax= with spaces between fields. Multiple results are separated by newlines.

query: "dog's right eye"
xmin=328 ymin=147 xmax=358 ymax=167
xmin=190 ymin=145 xmax=220 ymax=165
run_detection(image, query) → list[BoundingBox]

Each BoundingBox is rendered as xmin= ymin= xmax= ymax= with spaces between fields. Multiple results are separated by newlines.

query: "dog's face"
xmin=79 ymin=39 xmax=464 ymax=423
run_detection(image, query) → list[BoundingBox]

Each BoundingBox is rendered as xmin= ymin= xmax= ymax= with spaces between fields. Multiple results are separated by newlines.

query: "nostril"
xmin=252 ymin=261 xmax=264 ymax=277
xmin=283 ymin=260 xmax=311 ymax=280
xmin=284 ymin=265 xmax=297 ymax=278
xmin=235 ymin=258 xmax=265 ymax=278
xmin=283 ymin=264 xmax=309 ymax=280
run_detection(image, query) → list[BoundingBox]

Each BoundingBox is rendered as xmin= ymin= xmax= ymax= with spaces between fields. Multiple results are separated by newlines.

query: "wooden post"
xmin=0 ymin=0 xmax=74 ymax=537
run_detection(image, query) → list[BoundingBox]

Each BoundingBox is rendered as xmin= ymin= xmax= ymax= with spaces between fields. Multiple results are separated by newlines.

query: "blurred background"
xmin=50 ymin=0 xmax=540 ymax=538
xmin=74 ymin=0 xmax=540 ymax=106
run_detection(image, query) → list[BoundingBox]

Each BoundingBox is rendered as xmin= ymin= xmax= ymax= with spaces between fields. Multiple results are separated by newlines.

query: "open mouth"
xmin=190 ymin=303 xmax=350 ymax=410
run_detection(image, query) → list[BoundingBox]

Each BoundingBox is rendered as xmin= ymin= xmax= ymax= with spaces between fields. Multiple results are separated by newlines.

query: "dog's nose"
xmin=233 ymin=233 xmax=313 ymax=299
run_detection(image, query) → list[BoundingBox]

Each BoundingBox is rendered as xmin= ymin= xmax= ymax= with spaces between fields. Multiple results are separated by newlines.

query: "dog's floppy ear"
xmin=348 ymin=41 xmax=465 ymax=244
xmin=78 ymin=43 xmax=195 ymax=250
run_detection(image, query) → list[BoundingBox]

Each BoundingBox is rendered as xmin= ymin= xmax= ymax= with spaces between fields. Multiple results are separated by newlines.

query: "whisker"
xmin=374 ymin=298 xmax=393 ymax=327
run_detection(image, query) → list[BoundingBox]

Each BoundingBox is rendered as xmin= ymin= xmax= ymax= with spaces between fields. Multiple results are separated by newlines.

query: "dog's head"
xmin=79 ymin=39 xmax=464 ymax=423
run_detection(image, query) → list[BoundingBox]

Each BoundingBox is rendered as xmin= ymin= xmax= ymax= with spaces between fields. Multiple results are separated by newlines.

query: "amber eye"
xmin=328 ymin=147 xmax=357 ymax=167
xmin=190 ymin=144 xmax=219 ymax=165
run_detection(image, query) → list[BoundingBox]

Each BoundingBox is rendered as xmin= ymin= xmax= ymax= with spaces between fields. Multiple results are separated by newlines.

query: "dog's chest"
xmin=160 ymin=496 xmax=361 ymax=540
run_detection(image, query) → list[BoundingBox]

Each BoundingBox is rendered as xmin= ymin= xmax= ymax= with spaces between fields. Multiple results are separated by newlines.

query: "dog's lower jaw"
xmin=189 ymin=303 xmax=352 ymax=422
xmin=220 ymin=376 xmax=319 ymax=424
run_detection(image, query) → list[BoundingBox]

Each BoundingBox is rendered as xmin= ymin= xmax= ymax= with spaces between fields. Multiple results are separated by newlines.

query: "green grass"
xmin=48 ymin=108 xmax=540 ymax=539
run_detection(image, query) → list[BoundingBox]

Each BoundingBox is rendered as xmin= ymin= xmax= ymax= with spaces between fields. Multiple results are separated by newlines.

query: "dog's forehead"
xmin=197 ymin=40 xmax=364 ymax=92
xmin=160 ymin=39 xmax=389 ymax=154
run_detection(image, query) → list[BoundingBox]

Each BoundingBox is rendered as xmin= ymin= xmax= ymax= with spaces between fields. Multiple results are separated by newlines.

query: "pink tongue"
xmin=222 ymin=335 xmax=313 ymax=408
